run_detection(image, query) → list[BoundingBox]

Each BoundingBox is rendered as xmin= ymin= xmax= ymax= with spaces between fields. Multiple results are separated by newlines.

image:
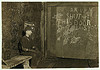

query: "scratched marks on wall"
xmin=2 ymin=2 xmax=42 ymax=60
xmin=52 ymin=7 xmax=97 ymax=46
xmin=2 ymin=3 xmax=23 ymax=60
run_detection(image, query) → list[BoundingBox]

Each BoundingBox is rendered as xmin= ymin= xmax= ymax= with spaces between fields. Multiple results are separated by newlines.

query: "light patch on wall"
xmin=70 ymin=36 xmax=81 ymax=44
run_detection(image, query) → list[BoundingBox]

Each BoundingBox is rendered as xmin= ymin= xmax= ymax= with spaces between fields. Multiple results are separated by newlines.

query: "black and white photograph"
xmin=1 ymin=2 xmax=99 ymax=69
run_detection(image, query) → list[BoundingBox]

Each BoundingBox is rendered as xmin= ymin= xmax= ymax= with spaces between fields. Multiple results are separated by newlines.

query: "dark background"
xmin=2 ymin=2 xmax=42 ymax=60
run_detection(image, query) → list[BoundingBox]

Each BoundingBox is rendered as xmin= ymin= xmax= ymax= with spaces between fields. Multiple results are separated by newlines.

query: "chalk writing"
xmin=52 ymin=7 xmax=94 ymax=46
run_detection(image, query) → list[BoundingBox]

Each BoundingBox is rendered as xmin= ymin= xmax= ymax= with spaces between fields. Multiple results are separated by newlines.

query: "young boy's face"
xmin=26 ymin=30 xmax=32 ymax=36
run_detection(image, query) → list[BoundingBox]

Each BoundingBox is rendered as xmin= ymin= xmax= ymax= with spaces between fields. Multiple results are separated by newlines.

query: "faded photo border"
xmin=0 ymin=0 xmax=100 ymax=70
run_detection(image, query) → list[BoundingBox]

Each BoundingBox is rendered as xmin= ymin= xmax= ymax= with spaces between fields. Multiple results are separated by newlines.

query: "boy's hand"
xmin=25 ymin=49 xmax=29 ymax=51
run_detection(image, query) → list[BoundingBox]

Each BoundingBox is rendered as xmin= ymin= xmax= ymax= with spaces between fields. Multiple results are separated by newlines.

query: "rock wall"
xmin=2 ymin=2 xmax=42 ymax=60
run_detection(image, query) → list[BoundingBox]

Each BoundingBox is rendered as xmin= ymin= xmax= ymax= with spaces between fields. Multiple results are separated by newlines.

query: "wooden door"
xmin=45 ymin=2 xmax=98 ymax=59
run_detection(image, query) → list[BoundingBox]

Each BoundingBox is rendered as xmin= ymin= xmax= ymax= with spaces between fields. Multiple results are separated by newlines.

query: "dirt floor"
xmin=36 ymin=57 xmax=99 ymax=68
xmin=11 ymin=56 xmax=98 ymax=69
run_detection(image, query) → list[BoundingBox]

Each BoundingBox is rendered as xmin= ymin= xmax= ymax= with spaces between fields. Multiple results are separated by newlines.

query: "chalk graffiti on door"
xmin=52 ymin=7 xmax=96 ymax=46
